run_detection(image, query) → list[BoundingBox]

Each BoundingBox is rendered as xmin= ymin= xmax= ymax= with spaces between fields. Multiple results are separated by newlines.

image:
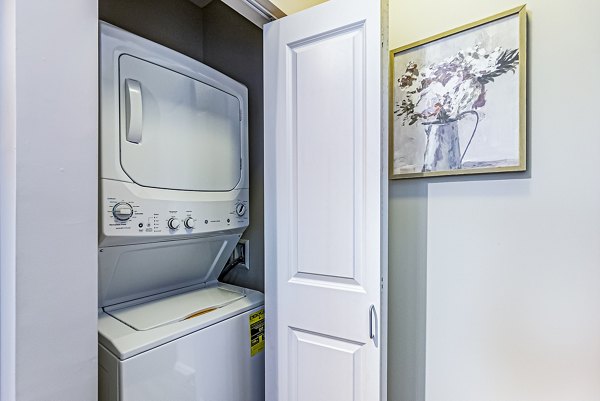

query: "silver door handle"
xmin=369 ymin=304 xmax=377 ymax=339
xmin=125 ymin=79 xmax=143 ymax=144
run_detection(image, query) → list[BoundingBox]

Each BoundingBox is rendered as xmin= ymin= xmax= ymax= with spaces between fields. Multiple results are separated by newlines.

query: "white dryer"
xmin=98 ymin=23 xmax=264 ymax=401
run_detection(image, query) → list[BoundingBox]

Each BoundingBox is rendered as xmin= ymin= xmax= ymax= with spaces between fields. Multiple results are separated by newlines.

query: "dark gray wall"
xmin=202 ymin=1 xmax=265 ymax=292
xmin=98 ymin=0 xmax=265 ymax=292
xmin=100 ymin=0 xmax=205 ymax=61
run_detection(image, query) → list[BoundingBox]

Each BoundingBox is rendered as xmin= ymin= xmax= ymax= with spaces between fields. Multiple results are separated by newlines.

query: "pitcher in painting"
xmin=394 ymin=45 xmax=519 ymax=173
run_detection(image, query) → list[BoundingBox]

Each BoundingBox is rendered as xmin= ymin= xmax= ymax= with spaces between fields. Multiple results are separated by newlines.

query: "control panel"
xmin=101 ymin=180 xmax=248 ymax=243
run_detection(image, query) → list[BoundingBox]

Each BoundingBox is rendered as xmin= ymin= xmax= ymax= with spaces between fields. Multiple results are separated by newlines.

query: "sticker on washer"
xmin=249 ymin=309 xmax=265 ymax=357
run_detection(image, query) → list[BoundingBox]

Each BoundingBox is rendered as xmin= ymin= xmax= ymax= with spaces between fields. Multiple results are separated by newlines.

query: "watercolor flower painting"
xmin=390 ymin=8 xmax=526 ymax=179
xmin=396 ymin=45 xmax=519 ymax=126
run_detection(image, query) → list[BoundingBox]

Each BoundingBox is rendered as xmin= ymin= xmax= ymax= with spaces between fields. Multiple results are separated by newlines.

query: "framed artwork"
xmin=389 ymin=5 xmax=527 ymax=179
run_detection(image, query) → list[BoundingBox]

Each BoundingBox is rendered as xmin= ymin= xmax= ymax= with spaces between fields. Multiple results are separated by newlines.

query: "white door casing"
xmin=264 ymin=0 xmax=386 ymax=400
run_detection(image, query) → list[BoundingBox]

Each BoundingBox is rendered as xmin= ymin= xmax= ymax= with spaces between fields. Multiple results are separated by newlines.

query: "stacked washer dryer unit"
xmin=98 ymin=23 xmax=264 ymax=401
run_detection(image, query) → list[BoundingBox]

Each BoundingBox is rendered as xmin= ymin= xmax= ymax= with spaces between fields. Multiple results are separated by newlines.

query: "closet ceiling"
xmin=269 ymin=0 xmax=327 ymax=14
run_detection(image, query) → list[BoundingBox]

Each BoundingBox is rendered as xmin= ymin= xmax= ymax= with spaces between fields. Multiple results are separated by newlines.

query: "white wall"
xmin=388 ymin=1 xmax=600 ymax=400
xmin=0 ymin=0 xmax=98 ymax=399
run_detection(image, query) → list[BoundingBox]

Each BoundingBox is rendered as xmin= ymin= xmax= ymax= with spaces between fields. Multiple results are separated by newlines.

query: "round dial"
xmin=235 ymin=203 xmax=247 ymax=217
xmin=184 ymin=217 xmax=196 ymax=229
xmin=168 ymin=218 xmax=181 ymax=230
xmin=112 ymin=202 xmax=133 ymax=221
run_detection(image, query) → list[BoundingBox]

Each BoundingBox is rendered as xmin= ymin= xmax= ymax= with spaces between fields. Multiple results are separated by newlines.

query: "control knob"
xmin=235 ymin=203 xmax=247 ymax=217
xmin=168 ymin=218 xmax=181 ymax=230
xmin=112 ymin=202 xmax=133 ymax=221
xmin=184 ymin=217 xmax=196 ymax=229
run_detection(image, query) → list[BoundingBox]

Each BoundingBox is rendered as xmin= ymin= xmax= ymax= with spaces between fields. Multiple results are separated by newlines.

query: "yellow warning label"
xmin=249 ymin=309 xmax=265 ymax=357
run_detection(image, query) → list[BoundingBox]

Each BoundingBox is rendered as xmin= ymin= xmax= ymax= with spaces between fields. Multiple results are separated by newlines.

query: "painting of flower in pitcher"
xmin=390 ymin=6 xmax=527 ymax=179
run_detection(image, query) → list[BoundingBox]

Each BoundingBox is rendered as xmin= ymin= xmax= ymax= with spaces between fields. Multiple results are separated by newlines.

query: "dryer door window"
xmin=118 ymin=54 xmax=242 ymax=192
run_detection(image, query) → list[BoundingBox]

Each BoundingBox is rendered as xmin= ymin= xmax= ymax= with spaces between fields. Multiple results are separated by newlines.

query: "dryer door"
xmin=118 ymin=54 xmax=242 ymax=192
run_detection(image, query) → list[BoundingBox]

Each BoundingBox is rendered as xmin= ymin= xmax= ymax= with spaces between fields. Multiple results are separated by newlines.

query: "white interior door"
xmin=264 ymin=1 xmax=386 ymax=400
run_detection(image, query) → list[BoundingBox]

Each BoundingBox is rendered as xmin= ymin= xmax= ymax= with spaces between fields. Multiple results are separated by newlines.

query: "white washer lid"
xmin=98 ymin=234 xmax=242 ymax=308
xmin=107 ymin=286 xmax=246 ymax=331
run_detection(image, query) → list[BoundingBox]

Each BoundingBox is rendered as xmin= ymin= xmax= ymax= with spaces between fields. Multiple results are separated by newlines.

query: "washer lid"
xmin=98 ymin=234 xmax=241 ymax=308
xmin=118 ymin=54 xmax=242 ymax=192
xmin=107 ymin=286 xmax=246 ymax=331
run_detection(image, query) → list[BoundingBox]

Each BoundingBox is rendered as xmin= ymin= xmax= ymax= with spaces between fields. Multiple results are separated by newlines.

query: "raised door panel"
xmin=291 ymin=23 xmax=365 ymax=287
xmin=289 ymin=329 xmax=364 ymax=401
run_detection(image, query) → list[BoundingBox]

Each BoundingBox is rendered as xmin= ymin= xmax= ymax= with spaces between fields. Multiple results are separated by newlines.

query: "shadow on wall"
xmin=388 ymin=180 xmax=428 ymax=401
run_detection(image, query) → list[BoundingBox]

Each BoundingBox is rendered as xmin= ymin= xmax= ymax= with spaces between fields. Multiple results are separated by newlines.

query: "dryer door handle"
xmin=125 ymin=79 xmax=143 ymax=144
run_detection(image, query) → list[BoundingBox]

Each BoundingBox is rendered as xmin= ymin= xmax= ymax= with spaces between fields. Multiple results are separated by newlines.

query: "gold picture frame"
xmin=389 ymin=5 xmax=527 ymax=179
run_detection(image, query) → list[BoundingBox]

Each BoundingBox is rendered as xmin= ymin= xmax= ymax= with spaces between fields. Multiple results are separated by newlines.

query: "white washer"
xmin=98 ymin=23 xmax=263 ymax=400
xmin=99 ymin=275 xmax=265 ymax=401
